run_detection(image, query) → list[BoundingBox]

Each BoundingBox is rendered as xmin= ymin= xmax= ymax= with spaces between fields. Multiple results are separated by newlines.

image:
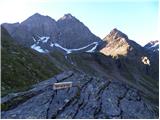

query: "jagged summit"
xmin=24 ymin=13 xmax=46 ymax=20
xmin=56 ymin=13 xmax=102 ymax=49
xmin=104 ymin=28 xmax=128 ymax=42
xmin=144 ymin=40 xmax=159 ymax=52
xmin=2 ymin=13 xmax=102 ymax=50
xmin=58 ymin=13 xmax=75 ymax=20
xmin=145 ymin=40 xmax=159 ymax=47
xmin=101 ymin=28 xmax=144 ymax=57
xmin=32 ymin=13 xmax=43 ymax=17
xmin=29 ymin=13 xmax=53 ymax=19
xmin=21 ymin=13 xmax=56 ymax=25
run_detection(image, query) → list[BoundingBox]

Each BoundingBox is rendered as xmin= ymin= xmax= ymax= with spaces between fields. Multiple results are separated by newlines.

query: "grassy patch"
xmin=1 ymin=27 xmax=61 ymax=96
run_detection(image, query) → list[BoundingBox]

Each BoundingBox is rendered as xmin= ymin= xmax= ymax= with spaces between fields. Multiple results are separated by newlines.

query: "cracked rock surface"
xmin=1 ymin=71 xmax=157 ymax=119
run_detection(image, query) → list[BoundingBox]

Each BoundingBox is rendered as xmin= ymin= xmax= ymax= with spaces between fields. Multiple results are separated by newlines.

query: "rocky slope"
xmin=1 ymin=49 xmax=158 ymax=118
xmin=1 ymin=71 xmax=157 ymax=119
xmin=1 ymin=26 xmax=61 ymax=96
xmin=100 ymin=28 xmax=159 ymax=81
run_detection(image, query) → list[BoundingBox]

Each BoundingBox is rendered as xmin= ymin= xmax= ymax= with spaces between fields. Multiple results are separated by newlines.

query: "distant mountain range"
xmin=1 ymin=13 xmax=159 ymax=119
xmin=2 ymin=13 xmax=103 ymax=53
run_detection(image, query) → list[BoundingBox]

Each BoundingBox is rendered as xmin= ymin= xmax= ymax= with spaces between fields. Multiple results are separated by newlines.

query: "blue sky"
xmin=0 ymin=0 xmax=159 ymax=45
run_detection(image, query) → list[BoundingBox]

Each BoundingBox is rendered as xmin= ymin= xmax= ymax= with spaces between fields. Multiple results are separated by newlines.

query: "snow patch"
xmin=153 ymin=42 xmax=159 ymax=47
xmin=31 ymin=36 xmax=50 ymax=53
xmin=148 ymin=41 xmax=159 ymax=48
xmin=39 ymin=36 xmax=50 ymax=43
xmin=54 ymin=43 xmax=72 ymax=54
xmin=50 ymin=43 xmax=55 ymax=47
xmin=32 ymin=35 xmax=99 ymax=54
xmin=31 ymin=44 xmax=49 ymax=53
xmin=86 ymin=42 xmax=99 ymax=52
xmin=32 ymin=36 xmax=50 ymax=44
xmin=141 ymin=56 xmax=150 ymax=65
xmin=32 ymin=37 xmax=36 ymax=42
xmin=150 ymin=42 xmax=159 ymax=48
xmin=53 ymin=42 xmax=99 ymax=54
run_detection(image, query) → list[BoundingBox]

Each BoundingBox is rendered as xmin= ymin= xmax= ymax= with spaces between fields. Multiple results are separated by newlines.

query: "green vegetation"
xmin=116 ymin=56 xmax=158 ymax=113
xmin=1 ymin=93 xmax=34 ymax=111
xmin=1 ymin=27 xmax=61 ymax=96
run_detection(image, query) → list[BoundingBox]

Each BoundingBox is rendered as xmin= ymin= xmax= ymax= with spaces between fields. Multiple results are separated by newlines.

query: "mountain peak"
xmin=30 ymin=13 xmax=55 ymax=19
xmin=110 ymin=28 xmax=119 ymax=33
xmin=144 ymin=40 xmax=159 ymax=52
xmin=32 ymin=13 xmax=42 ymax=17
xmin=64 ymin=13 xmax=73 ymax=17
xmin=21 ymin=13 xmax=56 ymax=25
xmin=59 ymin=13 xmax=76 ymax=20
xmin=28 ymin=13 xmax=45 ymax=19
xmin=147 ymin=40 xmax=159 ymax=45
xmin=101 ymin=28 xmax=144 ymax=57
xmin=104 ymin=28 xmax=128 ymax=42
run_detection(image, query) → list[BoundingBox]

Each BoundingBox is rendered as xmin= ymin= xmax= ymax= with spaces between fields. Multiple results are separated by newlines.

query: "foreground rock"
xmin=1 ymin=71 xmax=157 ymax=119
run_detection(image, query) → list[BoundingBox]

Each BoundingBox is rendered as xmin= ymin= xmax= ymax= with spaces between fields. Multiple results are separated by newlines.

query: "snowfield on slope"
xmin=31 ymin=36 xmax=50 ymax=53
xmin=31 ymin=44 xmax=49 ymax=53
xmin=31 ymin=35 xmax=99 ymax=54
xmin=53 ymin=42 xmax=99 ymax=54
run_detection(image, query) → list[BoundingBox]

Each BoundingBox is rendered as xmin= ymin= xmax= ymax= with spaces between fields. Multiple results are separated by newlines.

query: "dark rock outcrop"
xmin=1 ymin=71 xmax=157 ymax=119
xmin=144 ymin=40 xmax=159 ymax=53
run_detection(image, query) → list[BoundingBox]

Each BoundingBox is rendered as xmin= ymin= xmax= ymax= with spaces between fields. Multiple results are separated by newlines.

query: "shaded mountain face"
xmin=144 ymin=40 xmax=159 ymax=53
xmin=57 ymin=14 xmax=102 ymax=48
xmin=1 ymin=27 xmax=61 ymax=96
xmin=2 ymin=13 xmax=59 ymax=51
xmin=2 ymin=13 xmax=103 ymax=53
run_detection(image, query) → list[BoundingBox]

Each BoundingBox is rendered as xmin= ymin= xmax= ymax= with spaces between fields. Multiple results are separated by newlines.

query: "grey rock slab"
xmin=120 ymin=98 xmax=154 ymax=119
xmin=101 ymin=82 xmax=127 ymax=117
xmin=1 ymin=71 xmax=74 ymax=105
xmin=1 ymin=90 xmax=54 ymax=119
xmin=125 ymin=88 xmax=141 ymax=101
xmin=47 ymin=86 xmax=78 ymax=118
xmin=1 ymin=72 xmax=157 ymax=119
xmin=55 ymin=71 xmax=74 ymax=81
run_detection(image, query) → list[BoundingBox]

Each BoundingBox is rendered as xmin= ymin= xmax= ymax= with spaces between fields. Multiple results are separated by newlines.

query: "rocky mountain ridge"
xmin=2 ymin=13 xmax=103 ymax=53
xmin=1 ymin=13 xmax=159 ymax=119
xmin=144 ymin=40 xmax=159 ymax=52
